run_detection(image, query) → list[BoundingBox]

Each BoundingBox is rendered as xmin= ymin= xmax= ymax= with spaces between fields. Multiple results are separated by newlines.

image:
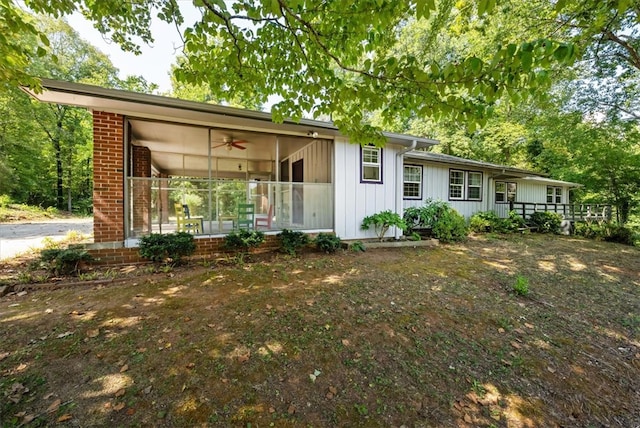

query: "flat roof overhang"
xmin=23 ymin=79 xmax=439 ymax=148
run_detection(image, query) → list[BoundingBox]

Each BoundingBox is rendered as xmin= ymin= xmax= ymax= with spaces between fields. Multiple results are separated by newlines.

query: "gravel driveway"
xmin=0 ymin=218 xmax=93 ymax=260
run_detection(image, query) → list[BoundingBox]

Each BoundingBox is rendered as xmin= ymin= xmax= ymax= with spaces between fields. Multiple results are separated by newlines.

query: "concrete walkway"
xmin=0 ymin=218 xmax=93 ymax=260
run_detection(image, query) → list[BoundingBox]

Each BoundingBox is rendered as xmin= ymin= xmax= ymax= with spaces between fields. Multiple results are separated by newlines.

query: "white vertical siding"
xmin=287 ymin=139 xmax=332 ymax=183
xmin=334 ymin=140 xmax=400 ymax=239
xmin=402 ymin=162 xmax=485 ymax=218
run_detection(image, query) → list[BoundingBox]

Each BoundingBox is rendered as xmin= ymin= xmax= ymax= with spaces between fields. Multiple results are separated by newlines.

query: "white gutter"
xmin=395 ymin=140 xmax=417 ymax=239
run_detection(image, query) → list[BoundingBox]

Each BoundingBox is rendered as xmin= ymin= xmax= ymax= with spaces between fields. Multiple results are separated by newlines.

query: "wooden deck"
xmin=509 ymin=202 xmax=613 ymax=223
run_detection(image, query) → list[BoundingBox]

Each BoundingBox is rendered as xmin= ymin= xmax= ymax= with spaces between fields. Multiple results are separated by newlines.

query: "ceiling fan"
xmin=212 ymin=136 xmax=248 ymax=151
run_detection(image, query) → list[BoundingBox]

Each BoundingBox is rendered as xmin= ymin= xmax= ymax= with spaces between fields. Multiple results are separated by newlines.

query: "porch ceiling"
xmin=130 ymin=119 xmax=313 ymax=177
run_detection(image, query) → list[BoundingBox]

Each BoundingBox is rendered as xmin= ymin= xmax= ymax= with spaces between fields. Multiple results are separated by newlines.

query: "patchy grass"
xmin=0 ymin=234 xmax=639 ymax=426
xmin=0 ymin=203 xmax=62 ymax=223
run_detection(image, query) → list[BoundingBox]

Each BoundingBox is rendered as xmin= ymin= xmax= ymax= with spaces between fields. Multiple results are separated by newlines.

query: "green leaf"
xmin=478 ymin=0 xmax=489 ymax=15
xmin=553 ymin=45 xmax=569 ymax=62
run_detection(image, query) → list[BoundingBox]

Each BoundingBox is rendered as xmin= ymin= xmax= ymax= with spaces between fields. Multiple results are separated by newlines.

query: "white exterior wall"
xmin=402 ymin=162 xmax=488 ymax=218
xmin=334 ymin=138 xmax=400 ymax=239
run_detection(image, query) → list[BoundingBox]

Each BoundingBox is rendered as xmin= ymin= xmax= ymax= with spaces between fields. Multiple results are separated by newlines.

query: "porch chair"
xmin=175 ymin=203 xmax=204 ymax=234
xmin=235 ymin=203 xmax=255 ymax=230
xmin=255 ymin=204 xmax=274 ymax=229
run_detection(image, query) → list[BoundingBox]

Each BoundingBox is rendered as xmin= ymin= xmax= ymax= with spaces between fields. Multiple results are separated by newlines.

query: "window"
xmin=449 ymin=170 xmax=464 ymax=199
xmin=547 ymin=186 xmax=562 ymax=203
xmin=495 ymin=181 xmax=517 ymax=203
xmin=403 ymin=165 xmax=422 ymax=199
xmin=449 ymin=169 xmax=483 ymax=201
xmin=467 ymin=172 xmax=482 ymax=201
xmin=361 ymin=146 xmax=382 ymax=183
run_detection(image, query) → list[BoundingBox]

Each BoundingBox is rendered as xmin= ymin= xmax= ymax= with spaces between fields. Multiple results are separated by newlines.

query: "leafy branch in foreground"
xmin=7 ymin=1 xmax=637 ymax=143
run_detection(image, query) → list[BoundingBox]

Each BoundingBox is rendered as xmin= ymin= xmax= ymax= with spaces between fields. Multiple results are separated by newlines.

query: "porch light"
xmin=307 ymin=130 xmax=318 ymax=138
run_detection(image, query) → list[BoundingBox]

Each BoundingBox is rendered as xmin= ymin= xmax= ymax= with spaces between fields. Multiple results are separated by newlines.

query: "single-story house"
xmin=25 ymin=80 xmax=597 ymax=263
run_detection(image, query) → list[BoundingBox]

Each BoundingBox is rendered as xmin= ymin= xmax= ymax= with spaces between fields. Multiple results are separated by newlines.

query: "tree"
xmin=7 ymin=0 xmax=614 ymax=143
xmin=0 ymin=15 xmax=151 ymax=210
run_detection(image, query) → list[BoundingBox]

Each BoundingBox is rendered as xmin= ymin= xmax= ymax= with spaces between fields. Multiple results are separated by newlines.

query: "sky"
xmin=66 ymin=3 xmax=201 ymax=94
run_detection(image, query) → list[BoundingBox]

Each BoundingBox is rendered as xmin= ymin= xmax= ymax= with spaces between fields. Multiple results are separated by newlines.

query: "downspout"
xmin=395 ymin=140 xmax=417 ymax=239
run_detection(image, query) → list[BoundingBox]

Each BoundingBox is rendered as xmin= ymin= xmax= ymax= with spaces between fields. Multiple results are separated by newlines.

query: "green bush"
xmin=277 ymin=229 xmax=310 ymax=255
xmin=40 ymin=248 xmax=94 ymax=275
xmin=139 ymin=232 xmax=196 ymax=265
xmin=403 ymin=199 xmax=450 ymax=233
xmin=432 ymin=207 xmax=468 ymax=243
xmin=224 ymin=229 xmax=265 ymax=253
xmin=528 ymin=211 xmax=563 ymax=234
xmin=315 ymin=233 xmax=342 ymax=253
xmin=470 ymin=211 xmax=527 ymax=234
xmin=361 ymin=210 xmax=407 ymax=241
xmin=349 ymin=241 xmax=366 ymax=252
xmin=574 ymin=222 xmax=603 ymax=239
xmin=602 ymin=224 xmax=637 ymax=246
xmin=0 ymin=194 xmax=12 ymax=207
xmin=469 ymin=211 xmax=501 ymax=233
xmin=512 ymin=275 xmax=529 ymax=296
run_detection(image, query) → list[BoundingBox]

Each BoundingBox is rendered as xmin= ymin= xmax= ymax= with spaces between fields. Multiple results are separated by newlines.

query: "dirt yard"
xmin=1 ymin=234 xmax=639 ymax=427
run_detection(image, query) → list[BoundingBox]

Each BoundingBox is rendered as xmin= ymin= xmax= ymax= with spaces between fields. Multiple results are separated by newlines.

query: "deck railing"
xmin=127 ymin=177 xmax=333 ymax=238
xmin=508 ymin=202 xmax=613 ymax=223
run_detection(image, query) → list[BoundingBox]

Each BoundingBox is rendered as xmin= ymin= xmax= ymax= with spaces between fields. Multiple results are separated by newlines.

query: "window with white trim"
xmin=449 ymin=169 xmax=483 ymax=201
xmin=467 ymin=172 xmax=482 ymax=201
xmin=449 ymin=170 xmax=464 ymax=200
xmin=495 ymin=181 xmax=517 ymax=203
xmin=547 ymin=186 xmax=562 ymax=203
xmin=361 ymin=146 xmax=382 ymax=183
xmin=403 ymin=165 xmax=422 ymax=199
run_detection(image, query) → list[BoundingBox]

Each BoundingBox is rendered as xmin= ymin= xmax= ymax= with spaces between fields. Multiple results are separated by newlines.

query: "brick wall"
xmin=93 ymin=111 xmax=125 ymax=243
xmin=88 ymin=235 xmax=281 ymax=265
xmin=131 ymin=146 xmax=151 ymax=233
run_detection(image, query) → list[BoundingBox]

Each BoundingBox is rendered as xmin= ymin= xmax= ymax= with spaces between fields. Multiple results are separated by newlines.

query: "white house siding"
xmin=282 ymin=139 xmax=333 ymax=229
xmin=402 ymin=162 xmax=488 ymax=218
xmin=334 ymin=138 xmax=399 ymax=240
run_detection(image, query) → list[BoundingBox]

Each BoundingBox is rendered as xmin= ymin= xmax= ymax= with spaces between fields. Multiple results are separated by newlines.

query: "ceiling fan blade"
xmin=211 ymin=143 xmax=228 ymax=149
xmin=231 ymin=142 xmax=247 ymax=150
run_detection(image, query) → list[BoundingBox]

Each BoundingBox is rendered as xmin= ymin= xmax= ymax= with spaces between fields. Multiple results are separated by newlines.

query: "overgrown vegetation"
xmin=0 ymin=195 xmax=61 ymax=222
xmin=277 ymin=229 xmax=310 ymax=255
xmin=470 ymin=210 xmax=526 ymax=234
xmin=138 ymin=232 xmax=196 ymax=265
xmin=224 ymin=229 xmax=265 ymax=262
xmin=361 ymin=210 xmax=407 ymax=241
xmin=574 ymin=222 xmax=638 ymax=246
xmin=314 ymin=233 xmax=342 ymax=253
xmin=403 ymin=200 xmax=468 ymax=243
xmin=528 ymin=211 xmax=563 ymax=234
xmin=39 ymin=248 xmax=93 ymax=275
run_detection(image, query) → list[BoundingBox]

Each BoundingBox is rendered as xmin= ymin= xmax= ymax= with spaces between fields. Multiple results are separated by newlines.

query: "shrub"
xmin=403 ymin=199 xmax=450 ymax=233
xmin=224 ymin=229 xmax=265 ymax=254
xmin=505 ymin=210 xmax=527 ymax=232
xmin=528 ymin=211 xmax=562 ymax=234
xmin=315 ymin=233 xmax=342 ymax=253
xmin=277 ymin=229 xmax=310 ymax=255
xmin=349 ymin=241 xmax=366 ymax=252
xmin=139 ymin=232 xmax=196 ymax=265
xmin=574 ymin=222 xmax=603 ymax=239
xmin=40 ymin=248 xmax=94 ymax=275
xmin=432 ymin=207 xmax=468 ymax=243
xmin=0 ymin=194 xmax=12 ymax=207
xmin=361 ymin=210 xmax=407 ymax=241
xmin=469 ymin=211 xmax=501 ymax=233
xmin=602 ymin=224 xmax=637 ymax=246
xmin=470 ymin=211 xmax=527 ymax=234
xmin=512 ymin=275 xmax=529 ymax=296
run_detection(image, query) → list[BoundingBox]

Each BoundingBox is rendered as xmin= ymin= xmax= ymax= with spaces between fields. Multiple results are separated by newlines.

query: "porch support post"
xmin=395 ymin=140 xmax=417 ymax=240
xmin=93 ymin=111 xmax=125 ymax=243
